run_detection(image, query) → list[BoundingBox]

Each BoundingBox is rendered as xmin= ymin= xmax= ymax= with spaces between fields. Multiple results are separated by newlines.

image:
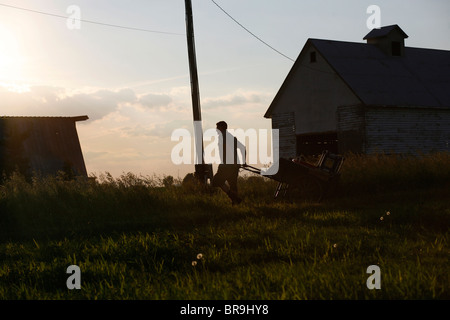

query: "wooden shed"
xmin=0 ymin=116 xmax=89 ymax=178
xmin=264 ymin=25 xmax=450 ymax=157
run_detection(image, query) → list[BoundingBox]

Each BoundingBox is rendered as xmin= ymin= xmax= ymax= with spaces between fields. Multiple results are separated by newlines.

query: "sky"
xmin=0 ymin=0 xmax=449 ymax=179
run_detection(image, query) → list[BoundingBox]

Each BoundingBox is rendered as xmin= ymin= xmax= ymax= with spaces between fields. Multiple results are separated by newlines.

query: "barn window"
xmin=391 ymin=41 xmax=401 ymax=56
xmin=310 ymin=51 xmax=317 ymax=63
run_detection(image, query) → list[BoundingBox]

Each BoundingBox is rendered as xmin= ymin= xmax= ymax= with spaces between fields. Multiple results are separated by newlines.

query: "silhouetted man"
xmin=212 ymin=121 xmax=245 ymax=205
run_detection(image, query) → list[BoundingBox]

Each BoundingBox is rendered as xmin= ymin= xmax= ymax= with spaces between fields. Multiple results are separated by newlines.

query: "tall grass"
xmin=338 ymin=152 xmax=450 ymax=195
xmin=0 ymin=153 xmax=448 ymax=299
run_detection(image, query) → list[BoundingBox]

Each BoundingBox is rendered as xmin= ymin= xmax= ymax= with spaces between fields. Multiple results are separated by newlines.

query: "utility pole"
xmin=185 ymin=0 xmax=202 ymax=123
xmin=185 ymin=0 xmax=211 ymax=184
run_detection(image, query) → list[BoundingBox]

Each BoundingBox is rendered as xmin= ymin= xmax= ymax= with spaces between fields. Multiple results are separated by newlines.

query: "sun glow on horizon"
xmin=0 ymin=81 xmax=31 ymax=93
xmin=0 ymin=25 xmax=27 ymax=87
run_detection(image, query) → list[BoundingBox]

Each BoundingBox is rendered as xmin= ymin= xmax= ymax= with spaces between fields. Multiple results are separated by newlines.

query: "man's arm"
xmin=235 ymin=137 xmax=246 ymax=165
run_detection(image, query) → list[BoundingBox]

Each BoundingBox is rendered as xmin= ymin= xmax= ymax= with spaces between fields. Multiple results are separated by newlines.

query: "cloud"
xmin=138 ymin=93 xmax=173 ymax=109
xmin=202 ymin=91 xmax=263 ymax=109
xmin=0 ymin=85 xmax=138 ymax=121
xmin=59 ymin=88 xmax=138 ymax=121
xmin=115 ymin=118 xmax=191 ymax=139
xmin=0 ymin=84 xmax=194 ymax=122
xmin=0 ymin=83 xmax=273 ymax=177
xmin=83 ymin=150 xmax=109 ymax=161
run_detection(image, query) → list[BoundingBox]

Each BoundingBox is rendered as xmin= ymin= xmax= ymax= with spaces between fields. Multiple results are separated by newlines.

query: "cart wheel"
xmin=289 ymin=177 xmax=324 ymax=202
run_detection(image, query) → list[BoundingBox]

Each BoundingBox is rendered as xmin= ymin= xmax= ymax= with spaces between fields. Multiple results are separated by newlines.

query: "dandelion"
xmin=197 ymin=253 xmax=203 ymax=260
xmin=333 ymin=243 xmax=337 ymax=248
xmin=386 ymin=211 xmax=390 ymax=216
xmin=380 ymin=216 xmax=384 ymax=221
xmin=192 ymin=261 xmax=197 ymax=267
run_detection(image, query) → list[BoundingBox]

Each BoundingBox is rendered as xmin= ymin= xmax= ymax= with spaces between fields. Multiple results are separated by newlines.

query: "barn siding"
xmin=272 ymin=112 xmax=296 ymax=159
xmin=267 ymin=42 xmax=361 ymax=135
xmin=365 ymin=107 xmax=450 ymax=154
xmin=336 ymin=104 xmax=366 ymax=153
xmin=338 ymin=106 xmax=450 ymax=155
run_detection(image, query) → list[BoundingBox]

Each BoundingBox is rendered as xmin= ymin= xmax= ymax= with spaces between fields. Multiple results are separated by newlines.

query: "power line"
xmin=0 ymin=3 xmax=184 ymax=36
xmin=1 ymin=1 xmax=336 ymax=75
xmin=210 ymin=1 xmax=340 ymax=75
xmin=210 ymin=0 xmax=295 ymax=62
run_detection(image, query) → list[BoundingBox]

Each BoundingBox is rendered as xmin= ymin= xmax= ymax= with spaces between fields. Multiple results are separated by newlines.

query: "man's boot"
xmin=227 ymin=190 xmax=242 ymax=205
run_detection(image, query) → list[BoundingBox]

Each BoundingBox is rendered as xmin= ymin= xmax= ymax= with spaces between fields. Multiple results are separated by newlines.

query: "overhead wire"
xmin=210 ymin=0 xmax=339 ymax=75
xmin=0 ymin=3 xmax=184 ymax=36
xmin=210 ymin=0 xmax=295 ymax=62
xmin=1 ymin=1 xmax=336 ymax=75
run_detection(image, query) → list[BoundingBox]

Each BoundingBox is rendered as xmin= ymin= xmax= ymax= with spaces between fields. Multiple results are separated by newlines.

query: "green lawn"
xmin=0 ymin=153 xmax=448 ymax=299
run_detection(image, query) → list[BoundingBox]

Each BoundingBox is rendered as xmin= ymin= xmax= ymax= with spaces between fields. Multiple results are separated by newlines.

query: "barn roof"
xmin=265 ymin=32 xmax=450 ymax=118
xmin=310 ymin=38 xmax=450 ymax=108
xmin=363 ymin=24 xmax=408 ymax=40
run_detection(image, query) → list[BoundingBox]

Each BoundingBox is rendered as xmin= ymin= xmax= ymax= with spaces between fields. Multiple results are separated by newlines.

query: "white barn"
xmin=264 ymin=25 xmax=450 ymax=158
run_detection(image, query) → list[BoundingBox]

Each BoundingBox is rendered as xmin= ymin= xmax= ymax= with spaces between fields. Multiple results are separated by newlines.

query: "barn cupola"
xmin=363 ymin=24 xmax=408 ymax=57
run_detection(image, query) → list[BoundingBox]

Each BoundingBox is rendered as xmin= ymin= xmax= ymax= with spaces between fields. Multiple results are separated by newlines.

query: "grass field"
xmin=0 ymin=153 xmax=448 ymax=300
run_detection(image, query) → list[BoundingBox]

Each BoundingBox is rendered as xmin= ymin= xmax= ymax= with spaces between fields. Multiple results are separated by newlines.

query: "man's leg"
xmin=213 ymin=165 xmax=242 ymax=204
xmin=212 ymin=165 xmax=229 ymax=193
xmin=227 ymin=165 xmax=242 ymax=205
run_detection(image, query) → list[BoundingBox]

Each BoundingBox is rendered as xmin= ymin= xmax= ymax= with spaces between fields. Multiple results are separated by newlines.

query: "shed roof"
xmin=0 ymin=115 xmax=88 ymax=121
